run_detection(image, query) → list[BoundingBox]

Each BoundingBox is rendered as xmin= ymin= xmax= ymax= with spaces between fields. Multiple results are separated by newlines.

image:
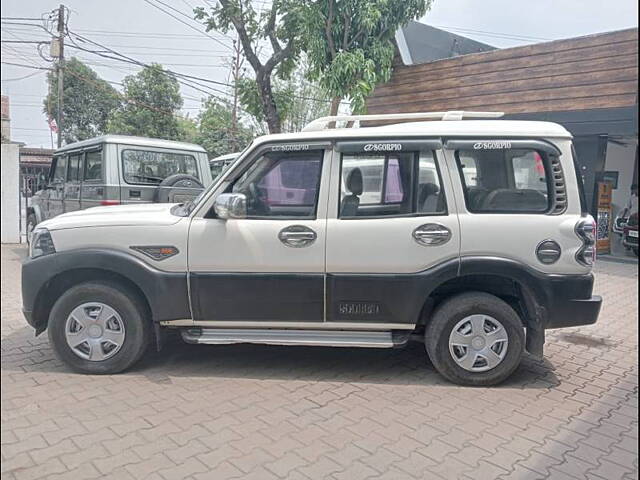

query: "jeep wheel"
xmin=48 ymin=282 xmax=151 ymax=374
xmin=425 ymin=292 xmax=525 ymax=386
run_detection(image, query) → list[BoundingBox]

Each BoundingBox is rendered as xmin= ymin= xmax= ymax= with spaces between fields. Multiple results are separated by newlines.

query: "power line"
xmin=142 ymin=0 xmax=232 ymax=51
xmin=1 ymin=70 xmax=46 ymax=82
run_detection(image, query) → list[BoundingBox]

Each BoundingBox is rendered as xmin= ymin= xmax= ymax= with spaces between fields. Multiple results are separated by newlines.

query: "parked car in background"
xmin=27 ymin=135 xmax=213 ymax=237
xmin=623 ymin=212 xmax=638 ymax=256
xmin=209 ymin=152 xmax=239 ymax=180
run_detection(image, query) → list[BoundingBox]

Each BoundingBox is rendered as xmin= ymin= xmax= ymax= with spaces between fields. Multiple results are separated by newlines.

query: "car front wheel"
xmin=425 ymin=292 xmax=525 ymax=386
xmin=48 ymin=282 xmax=151 ymax=374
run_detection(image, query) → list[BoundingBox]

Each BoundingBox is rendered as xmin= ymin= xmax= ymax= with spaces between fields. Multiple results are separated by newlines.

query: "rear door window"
xmin=339 ymin=150 xmax=446 ymax=218
xmin=84 ymin=151 xmax=103 ymax=181
xmin=456 ymin=146 xmax=551 ymax=213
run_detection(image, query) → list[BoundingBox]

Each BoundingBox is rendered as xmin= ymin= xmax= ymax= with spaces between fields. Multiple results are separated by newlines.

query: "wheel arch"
xmin=418 ymin=256 xmax=552 ymax=357
xmin=32 ymin=268 xmax=152 ymax=335
xmin=23 ymin=248 xmax=190 ymax=335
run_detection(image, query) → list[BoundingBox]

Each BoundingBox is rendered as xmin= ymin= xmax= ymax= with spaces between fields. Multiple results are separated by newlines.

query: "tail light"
xmin=575 ymin=216 xmax=596 ymax=266
xmin=100 ymin=200 xmax=120 ymax=206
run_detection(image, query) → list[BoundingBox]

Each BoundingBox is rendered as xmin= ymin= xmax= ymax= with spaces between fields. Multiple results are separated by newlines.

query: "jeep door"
xmin=63 ymin=152 xmax=82 ymax=213
xmin=188 ymin=143 xmax=330 ymax=323
xmin=80 ymin=148 xmax=107 ymax=209
xmin=325 ymin=140 xmax=461 ymax=326
xmin=47 ymin=154 xmax=67 ymax=219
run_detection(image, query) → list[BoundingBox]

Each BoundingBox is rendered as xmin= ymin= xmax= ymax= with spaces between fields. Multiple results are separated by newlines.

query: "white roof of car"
xmin=253 ymin=120 xmax=572 ymax=146
xmin=55 ymin=135 xmax=207 ymax=154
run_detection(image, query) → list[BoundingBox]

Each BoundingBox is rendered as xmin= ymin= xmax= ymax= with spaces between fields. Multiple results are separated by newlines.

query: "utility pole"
xmin=56 ymin=4 xmax=65 ymax=148
xmin=230 ymin=35 xmax=242 ymax=152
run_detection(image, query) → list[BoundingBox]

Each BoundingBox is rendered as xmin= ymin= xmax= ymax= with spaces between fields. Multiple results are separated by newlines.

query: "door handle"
xmin=278 ymin=225 xmax=317 ymax=248
xmin=412 ymin=223 xmax=452 ymax=246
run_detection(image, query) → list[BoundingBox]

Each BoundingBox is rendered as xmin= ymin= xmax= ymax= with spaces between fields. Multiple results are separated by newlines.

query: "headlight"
xmin=29 ymin=228 xmax=56 ymax=259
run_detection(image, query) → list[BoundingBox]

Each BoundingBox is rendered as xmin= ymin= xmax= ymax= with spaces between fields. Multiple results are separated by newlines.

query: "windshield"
xmin=122 ymin=149 xmax=199 ymax=185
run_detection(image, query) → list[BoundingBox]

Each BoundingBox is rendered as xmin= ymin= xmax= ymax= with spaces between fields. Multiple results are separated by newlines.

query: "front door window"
xmin=230 ymin=149 xmax=324 ymax=218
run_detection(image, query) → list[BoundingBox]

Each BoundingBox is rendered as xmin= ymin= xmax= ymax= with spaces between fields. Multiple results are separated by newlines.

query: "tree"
xmin=43 ymin=57 xmax=121 ymax=144
xmin=196 ymin=97 xmax=253 ymax=157
xmin=195 ymin=0 xmax=303 ymax=134
xmin=107 ymin=64 xmax=184 ymax=140
xmin=302 ymin=0 xmax=431 ymax=114
xmin=236 ymin=64 xmax=330 ymax=133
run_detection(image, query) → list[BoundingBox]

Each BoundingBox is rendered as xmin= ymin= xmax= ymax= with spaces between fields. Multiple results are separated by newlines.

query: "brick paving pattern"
xmin=1 ymin=244 xmax=637 ymax=479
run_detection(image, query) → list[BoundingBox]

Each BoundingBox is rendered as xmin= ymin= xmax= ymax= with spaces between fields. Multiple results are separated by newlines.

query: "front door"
xmin=325 ymin=140 xmax=461 ymax=326
xmin=188 ymin=144 xmax=331 ymax=323
xmin=47 ymin=155 xmax=67 ymax=219
xmin=63 ymin=152 xmax=82 ymax=213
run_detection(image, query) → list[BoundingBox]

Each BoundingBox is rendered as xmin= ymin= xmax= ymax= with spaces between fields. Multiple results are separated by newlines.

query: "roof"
xmin=251 ymin=120 xmax=572 ymax=147
xmin=395 ymin=21 xmax=495 ymax=65
xmin=55 ymin=135 xmax=207 ymax=154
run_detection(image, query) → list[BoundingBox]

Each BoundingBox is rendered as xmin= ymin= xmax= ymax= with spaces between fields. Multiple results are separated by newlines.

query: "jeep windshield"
xmin=122 ymin=149 xmax=199 ymax=185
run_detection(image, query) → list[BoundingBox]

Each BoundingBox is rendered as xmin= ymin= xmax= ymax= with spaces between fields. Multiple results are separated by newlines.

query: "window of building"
xmin=122 ymin=150 xmax=198 ymax=185
xmin=456 ymin=147 xmax=551 ymax=213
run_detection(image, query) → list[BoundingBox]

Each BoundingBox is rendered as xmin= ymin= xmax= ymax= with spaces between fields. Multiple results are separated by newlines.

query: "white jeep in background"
xmin=22 ymin=111 xmax=601 ymax=386
xmin=27 ymin=135 xmax=213 ymax=237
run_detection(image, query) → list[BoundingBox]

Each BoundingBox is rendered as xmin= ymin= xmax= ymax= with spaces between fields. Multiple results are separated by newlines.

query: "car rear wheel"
xmin=48 ymin=282 xmax=151 ymax=374
xmin=425 ymin=292 xmax=525 ymax=386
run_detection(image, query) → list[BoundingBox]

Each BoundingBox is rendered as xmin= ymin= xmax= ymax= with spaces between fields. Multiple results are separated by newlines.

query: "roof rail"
xmin=302 ymin=111 xmax=505 ymax=132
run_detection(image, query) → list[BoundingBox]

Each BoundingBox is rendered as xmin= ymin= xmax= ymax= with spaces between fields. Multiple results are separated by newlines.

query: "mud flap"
xmin=154 ymin=323 xmax=166 ymax=352
xmin=526 ymin=325 xmax=545 ymax=359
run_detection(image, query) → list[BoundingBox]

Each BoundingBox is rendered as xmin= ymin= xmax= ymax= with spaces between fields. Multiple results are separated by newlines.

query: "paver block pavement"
xmin=1 ymin=245 xmax=637 ymax=479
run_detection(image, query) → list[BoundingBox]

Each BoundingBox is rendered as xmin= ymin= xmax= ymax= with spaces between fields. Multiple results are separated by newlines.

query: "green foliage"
xmin=107 ymin=64 xmax=184 ymax=140
xmin=301 ymin=0 xmax=432 ymax=113
xmin=237 ymin=65 xmax=330 ymax=133
xmin=195 ymin=0 xmax=305 ymax=133
xmin=43 ymin=57 xmax=121 ymax=144
xmin=195 ymin=97 xmax=253 ymax=157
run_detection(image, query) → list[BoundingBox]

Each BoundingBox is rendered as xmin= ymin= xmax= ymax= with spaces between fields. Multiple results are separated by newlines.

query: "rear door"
xmin=325 ymin=139 xmax=460 ymax=326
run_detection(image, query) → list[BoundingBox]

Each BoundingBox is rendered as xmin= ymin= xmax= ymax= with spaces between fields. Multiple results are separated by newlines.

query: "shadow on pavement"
xmin=2 ymin=325 xmax=558 ymax=389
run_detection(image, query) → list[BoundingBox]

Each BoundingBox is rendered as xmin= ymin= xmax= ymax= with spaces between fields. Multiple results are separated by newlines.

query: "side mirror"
xmin=214 ymin=193 xmax=247 ymax=219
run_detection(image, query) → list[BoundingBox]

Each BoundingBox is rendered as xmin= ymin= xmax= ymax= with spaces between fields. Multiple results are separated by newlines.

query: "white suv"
xmin=22 ymin=112 xmax=601 ymax=386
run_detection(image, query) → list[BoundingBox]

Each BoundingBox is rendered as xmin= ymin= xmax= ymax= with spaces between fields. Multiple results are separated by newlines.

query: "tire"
xmin=47 ymin=281 xmax=151 ymax=374
xmin=26 ymin=213 xmax=37 ymax=245
xmin=425 ymin=292 xmax=525 ymax=386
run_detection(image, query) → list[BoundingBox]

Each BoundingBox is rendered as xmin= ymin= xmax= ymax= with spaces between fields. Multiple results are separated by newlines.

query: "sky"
xmin=1 ymin=0 xmax=638 ymax=148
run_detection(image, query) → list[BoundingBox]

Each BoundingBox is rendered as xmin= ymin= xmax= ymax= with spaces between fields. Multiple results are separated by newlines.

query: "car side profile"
xmin=27 ymin=135 xmax=213 ymax=237
xmin=22 ymin=112 xmax=602 ymax=386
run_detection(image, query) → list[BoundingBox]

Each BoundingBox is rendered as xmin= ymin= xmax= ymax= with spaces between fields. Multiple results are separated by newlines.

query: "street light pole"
xmin=56 ymin=4 xmax=65 ymax=148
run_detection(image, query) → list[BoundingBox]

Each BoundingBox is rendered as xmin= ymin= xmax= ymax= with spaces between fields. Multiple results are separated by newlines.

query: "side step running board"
xmin=181 ymin=328 xmax=410 ymax=349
